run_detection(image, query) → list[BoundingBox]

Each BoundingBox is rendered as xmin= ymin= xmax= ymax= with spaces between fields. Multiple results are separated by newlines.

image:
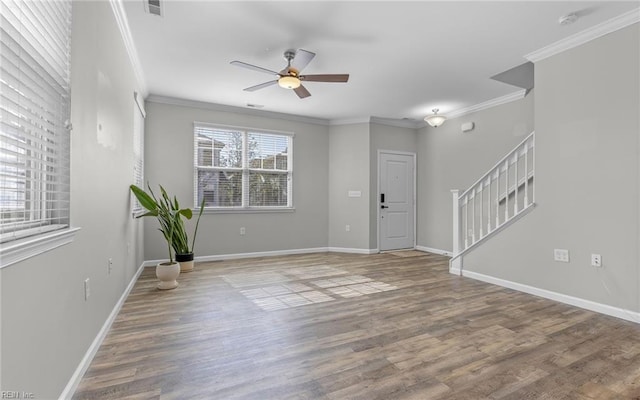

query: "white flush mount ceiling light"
xmin=278 ymin=75 xmax=301 ymax=89
xmin=424 ymin=108 xmax=447 ymax=127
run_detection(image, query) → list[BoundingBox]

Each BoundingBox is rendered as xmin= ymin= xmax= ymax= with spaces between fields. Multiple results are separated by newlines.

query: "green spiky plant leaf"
xmin=130 ymin=184 xmax=205 ymax=262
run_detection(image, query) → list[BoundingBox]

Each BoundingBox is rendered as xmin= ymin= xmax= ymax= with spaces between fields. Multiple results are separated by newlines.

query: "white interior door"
xmin=379 ymin=152 xmax=415 ymax=251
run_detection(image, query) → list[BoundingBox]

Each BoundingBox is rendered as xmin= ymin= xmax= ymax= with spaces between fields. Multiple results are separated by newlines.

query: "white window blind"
xmin=194 ymin=124 xmax=293 ymax=209
xmin=0 ymin=0 xmax=72 ymax=243
xmin=132 ymin=92 xmax=145 ymax=213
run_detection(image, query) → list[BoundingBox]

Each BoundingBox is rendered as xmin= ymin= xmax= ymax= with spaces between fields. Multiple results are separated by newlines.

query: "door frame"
xmin=377 ymin=150 xmax=417 ymax=252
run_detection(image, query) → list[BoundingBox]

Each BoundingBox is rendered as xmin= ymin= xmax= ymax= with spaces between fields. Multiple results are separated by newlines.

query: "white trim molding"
xmin=327 ymin=247 xmax=379 ymax=255
xmin=143 ymin=247 xmax=331 ymax=267
xmin=415 ymin=246 xmax=453 ymax=257
xmin=329 ymin=117 xmax=372 ymax=126
xmin=147 ymin=95 xmax=330 ymax=126
xmin=447 ymin=90 xmax=527 ymax=120
xmin=461 ymin=270 xmax=640 ymax=324
xmin=329 ymin=117 xmax=423 ymax=129
xmin=60 ymin=263 xmax=146 ymax=400
xmin=109 ymin=0 xmax=148 ymax=97
xmin=0 ymin=227 xmax=81 ymax=269
xmin=370 ymin=117 xmax=423 ymax=129
xmin=525 ymin=8 xmax=640 ymax=63
xmin=142 ymin=247 xmax=382 ymax=267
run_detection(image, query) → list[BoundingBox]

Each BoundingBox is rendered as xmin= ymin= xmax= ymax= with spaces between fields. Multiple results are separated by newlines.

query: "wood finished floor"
xmin=73 ymin=252 xmax=640 ymax=400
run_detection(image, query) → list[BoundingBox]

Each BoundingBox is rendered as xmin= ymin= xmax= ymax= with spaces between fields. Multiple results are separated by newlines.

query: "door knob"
xmin=381 ymin=205 xmax=389 ymax=209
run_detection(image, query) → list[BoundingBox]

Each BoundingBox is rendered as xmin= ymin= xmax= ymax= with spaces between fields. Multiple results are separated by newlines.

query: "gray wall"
xmin=0 ymin=2 xmax=144 ymax=397
xmin=143 ymin=101 xmax=330 ymax=259
xmin=369 ymin=123 xmax=418 ymax=249
xmin=328 ymin=123 xmax=371 ymax=250
xmin=417 ymin=93 xmax=535 ymax=251
xmin=463 ymin=24 xmax=640 ymax=311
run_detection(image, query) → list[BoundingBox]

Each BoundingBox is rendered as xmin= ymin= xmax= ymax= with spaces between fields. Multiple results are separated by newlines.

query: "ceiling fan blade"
xmin=244 ymin=80 xmax=278 ymax=92
xmin=300 ymin=74 xmax=349 ymax=83
xmin=231 ymin=61 xmax=279 ymax=76
xmin=291 ymin=49 xmax=316 ymax=72
xmin=294 ymin=84 xmax=311 ymax=99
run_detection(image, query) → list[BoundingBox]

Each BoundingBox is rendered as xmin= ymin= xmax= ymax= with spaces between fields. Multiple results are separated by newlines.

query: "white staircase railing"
xmin=450 ymin=132 xmax=535 ymax=274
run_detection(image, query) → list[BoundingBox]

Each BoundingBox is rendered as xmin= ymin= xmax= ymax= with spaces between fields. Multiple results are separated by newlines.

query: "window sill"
xmin=203 ymin=207 xmax=295 ymax=214
xmin=0 ymin=227 xmax=81 ymax=269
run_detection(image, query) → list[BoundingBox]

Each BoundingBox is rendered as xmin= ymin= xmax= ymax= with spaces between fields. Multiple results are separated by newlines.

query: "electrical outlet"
xmin=554 ymin=249 xmax=570 ymax=263
xmin=84 ymin=278 xmax=90 ymax=300
xmin=345 ymin=224 xmax=351 ymax=232
xmin=591 ymin=254 xmax=602 ymax=267
xmin=240 ymin=227 xmax=246 ymax=236
xmin=108 ymin=258 xmax=113 ymax=274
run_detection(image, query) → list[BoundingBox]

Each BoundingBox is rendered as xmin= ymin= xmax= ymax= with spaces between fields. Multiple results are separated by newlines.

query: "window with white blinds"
xmin=194 ymin=124 xmax=293 ymax=209
xmin=0 ymin=0 xmax=73 ymax=243
xmin=132 ymin=92 xmax=145 ymax=214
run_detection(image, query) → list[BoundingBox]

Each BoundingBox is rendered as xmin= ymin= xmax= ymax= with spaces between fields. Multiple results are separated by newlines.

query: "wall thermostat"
xmin=461 ymin=122 xmax=475 ymax=133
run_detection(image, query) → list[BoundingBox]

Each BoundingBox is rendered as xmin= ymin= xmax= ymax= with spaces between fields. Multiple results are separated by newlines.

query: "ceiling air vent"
xmin=144 ymin=0 xmax=162 ymax=16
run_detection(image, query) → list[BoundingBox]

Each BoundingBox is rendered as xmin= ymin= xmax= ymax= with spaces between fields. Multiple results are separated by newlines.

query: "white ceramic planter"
xmin=156 ymin=262 xmax=180 ymax=290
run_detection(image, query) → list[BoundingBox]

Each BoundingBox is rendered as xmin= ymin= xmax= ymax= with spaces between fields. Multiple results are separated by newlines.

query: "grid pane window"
xmin=0 ymin=0 xmax=72 ymax=243
xmin=249 ymin=172 xmax=288 ymax=207
xmin=194 ymin=125 xmax=292 ymax=209
xmin=132 ymin=93 xmax=145 ymax=213
xmin=197 ymin=169 xmax=242 ymax=207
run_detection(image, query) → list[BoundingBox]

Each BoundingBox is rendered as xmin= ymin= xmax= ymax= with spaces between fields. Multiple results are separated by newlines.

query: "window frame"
xmin=0 ymin=0 xmax=77 ymax=268
xmin=131 ymin=91 xmax=146 ymax=216
xmin=193 ymin=122 xmax=294 ymax=212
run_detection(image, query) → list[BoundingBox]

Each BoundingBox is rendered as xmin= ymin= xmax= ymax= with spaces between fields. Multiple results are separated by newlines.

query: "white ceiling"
xmin=122 ymin=1 xmax=638 ymax=121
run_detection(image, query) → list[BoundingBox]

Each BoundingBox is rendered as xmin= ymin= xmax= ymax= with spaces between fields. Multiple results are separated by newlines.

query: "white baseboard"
xmin=59 ymin=263 xmax=146 ymax=400
xmin=415 ymin=246 xmax=453 ymax=256
xmin=462 ymin=270 xmax=640 ymax=324
xmin=197 ymin=247 xmax=331 ymax=262
xmin=328 ymin=247 xmax=379 ymax=255
xmin=143 ymin=247 xmax=383 ymax=267
xmin=142 ymin=259 xmax=159 ymax=267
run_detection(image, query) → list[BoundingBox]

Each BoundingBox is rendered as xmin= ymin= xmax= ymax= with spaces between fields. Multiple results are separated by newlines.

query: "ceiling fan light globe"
xmin=278 ymin=76 xmax=301 ymax=89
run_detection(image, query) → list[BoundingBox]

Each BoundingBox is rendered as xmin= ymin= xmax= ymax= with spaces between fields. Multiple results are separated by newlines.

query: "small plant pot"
xmin=156 ymin=262 xmax=180 ymax=290
xmin=176 ymin=252 xmax=195 ymax=273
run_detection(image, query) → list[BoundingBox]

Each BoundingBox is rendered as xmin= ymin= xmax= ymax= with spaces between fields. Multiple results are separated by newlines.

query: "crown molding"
xmin=330 ymin=116 xmax=423 ymax=129
xmin=370 ymin=116 xmax=423 ymax=129
xmin=148 ymin=90 xmax=527 ymax=130
xmin=447 ymin=89 xmax=526 ymax=120
xmin=146 ymin=95 xmax=331 ymax=126
xmin=525 ymin=8 xmax=640 ymax=63
xmin=109 ymin=0 xmax=148 ymax=97
xmin=329 ymin=117 xmax=372 ymax=126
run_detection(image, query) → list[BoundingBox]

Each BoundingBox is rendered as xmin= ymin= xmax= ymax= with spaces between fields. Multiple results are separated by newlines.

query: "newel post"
xmin=450 ymin=189 xmax=462 ymax=275
xmin=451 ymin=190 xmax=460 ymax=255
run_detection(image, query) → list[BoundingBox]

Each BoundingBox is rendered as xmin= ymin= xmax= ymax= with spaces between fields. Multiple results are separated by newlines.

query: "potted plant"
xmin=130 ymin=184 xmax=192 ymax=290
xmin=171 ymin=197 xmax=205 ymax=272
